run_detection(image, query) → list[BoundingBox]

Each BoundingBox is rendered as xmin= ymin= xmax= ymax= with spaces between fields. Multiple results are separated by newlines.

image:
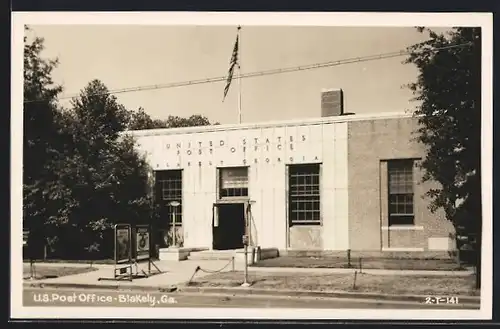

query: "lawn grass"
xmin=23 ymin=265 xmax=98 ymax=280
xmin=22 ymin=257 xmax=159 ymax=265
xmin=23 ymin=258 xmax=116 ymax=265
xmin=187 ymin=271 xmax=479 ymax=297
xmin=253 ymin=256 xmax=465 ymax=271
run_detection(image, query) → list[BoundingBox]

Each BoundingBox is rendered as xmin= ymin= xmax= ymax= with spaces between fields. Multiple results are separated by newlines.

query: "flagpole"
xmin=237 ymin=26 xmax=242 ymax=124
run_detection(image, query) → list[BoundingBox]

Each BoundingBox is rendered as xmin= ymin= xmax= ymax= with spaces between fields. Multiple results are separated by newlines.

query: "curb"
xmin=177 ymin=286 xmax=480 ymax=305
xmin=23 ymin=281 xmax=480 ymax=305
xmin=23 ymin=282 xmax=178 ymax=293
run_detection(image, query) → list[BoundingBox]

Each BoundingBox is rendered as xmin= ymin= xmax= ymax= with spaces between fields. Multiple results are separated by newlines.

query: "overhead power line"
xmin=24 ymin=42 xmax=472 ymax=104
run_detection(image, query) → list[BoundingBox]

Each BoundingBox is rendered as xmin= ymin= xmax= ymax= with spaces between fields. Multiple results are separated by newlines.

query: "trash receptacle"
xmin=253 ymin=246 xmax=261 ymax=263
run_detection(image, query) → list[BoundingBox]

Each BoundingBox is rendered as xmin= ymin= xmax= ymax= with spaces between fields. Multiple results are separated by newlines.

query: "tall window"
xmin=218 ymin=167 xmax=249 ymax=198
xmin=288 ymin=164 xmax=321 ymax=225
xmin=388 ymin=160 xmax=414 ymax=226
xmin=155 ymin=170 xmax=183 ymax=226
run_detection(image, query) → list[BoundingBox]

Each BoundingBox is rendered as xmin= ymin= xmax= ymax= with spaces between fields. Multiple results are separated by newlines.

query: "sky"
xmin=29 ymin=25 xmax=442 ymax=125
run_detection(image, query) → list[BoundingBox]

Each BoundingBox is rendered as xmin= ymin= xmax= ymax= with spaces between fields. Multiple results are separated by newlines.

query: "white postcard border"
xmin=10 ymin=11 xmax=493 ymax=320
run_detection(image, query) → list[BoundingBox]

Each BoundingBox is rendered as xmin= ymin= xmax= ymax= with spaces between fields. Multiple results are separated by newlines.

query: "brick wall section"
xmin=321 ymin=89 xmax=344 ymax=117
xmin=347 ymin=116 xmax=455 ymax=251
xmin=382 ymin=229 xmax=426 ymax=248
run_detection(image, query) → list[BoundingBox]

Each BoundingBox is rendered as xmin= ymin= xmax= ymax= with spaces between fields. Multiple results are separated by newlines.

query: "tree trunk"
xmin=474 ymin=177 xmax=482 ymax=290
xmin=475 ymin=226 xmax=482 ymax=289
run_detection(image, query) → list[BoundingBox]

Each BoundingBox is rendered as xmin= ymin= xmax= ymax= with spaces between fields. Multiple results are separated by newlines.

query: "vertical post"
xmin=148 ymin=171 xmax=155 ymax=260
xmin=148 ymin=228 xmax=152 ymax=275
xmin=241 ymin=201 xmax=250 ymax=287
xmin=247 ymin=203 xmax=252 ymax=247
xmin=237 ymin=72 xmax=242 ymax=124
xmin=30 ymin=258 xmax=34 ymax=280
xmin=237 ymin=26 xmax=242 ymax=124
xmin=243 ymin=244 xmax=249 ymax=286
xmin=172 ymin=209 xmax=176 ymax=247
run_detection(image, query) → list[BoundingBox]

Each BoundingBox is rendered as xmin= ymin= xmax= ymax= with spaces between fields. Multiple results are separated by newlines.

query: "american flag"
xmin=223 ymin=27 xmax=241 ymax=102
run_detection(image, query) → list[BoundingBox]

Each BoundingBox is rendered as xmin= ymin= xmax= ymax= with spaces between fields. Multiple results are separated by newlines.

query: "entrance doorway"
xmin=213 ymin=203 xmax=245 ymax=250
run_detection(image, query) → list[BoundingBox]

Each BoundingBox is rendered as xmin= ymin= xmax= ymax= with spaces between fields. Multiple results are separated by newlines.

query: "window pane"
xmin=221 ymin=167 xmax=248 ymax=188
xmin=388 ymin=160 xmax=414 ymax=224
xmin=389 ymin=203 xmax=397 ymax=214
xmin=389 ymin=193 xmax=414 ymax=215
xmin=389 ymin=215 xmax=414 ymax=226
xmin=396 ymin=203 xmax=405 ymax=214
xmin=406 ymin=201 xmax=414 ymax=214
xmin=389 ymin=160 xmax=414 ymax=195
xmin=289 ymin=164 xmax=321 ymax=226
xmin=219 ymin=167 xmax=248 ymax=197
xmin=312 ymin=212 xmax=320 ymax=222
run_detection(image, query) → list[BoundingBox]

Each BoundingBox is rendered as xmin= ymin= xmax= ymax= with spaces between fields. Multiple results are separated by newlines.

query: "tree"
xmin=71 ymin=79 xmax=131 ymax=141
xmin=47 ymin=80 xmax=153 ymax=258
xmin=127 ymin=107 xmax=166 ymax=130
xmin=405 ymin=27 xmax=482 ymax=287
xmin=23 ymin=26 xmax=64 ymax=257
xmin=162 ymin=114 xmax=218 ymax=128
xmin=127 ymin=109 xmax=219 ymax=130
xmin=22 ymin=27 xmax=220 ymax=260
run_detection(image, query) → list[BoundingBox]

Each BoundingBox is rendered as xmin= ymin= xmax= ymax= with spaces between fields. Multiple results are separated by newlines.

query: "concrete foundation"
xmin=158 ymin=247 xmax=208 ymax=261
xmin=279 ymin=249 xmax=456 ymax=260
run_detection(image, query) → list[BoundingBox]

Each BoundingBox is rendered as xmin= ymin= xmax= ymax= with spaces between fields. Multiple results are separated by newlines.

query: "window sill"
xmin=381 ymin=225 xmax=424 ymax=231
xmin=216 ymin=197 xmax=250 ymax=204
xmin=290 ymin=223 xmax=322 ymax=227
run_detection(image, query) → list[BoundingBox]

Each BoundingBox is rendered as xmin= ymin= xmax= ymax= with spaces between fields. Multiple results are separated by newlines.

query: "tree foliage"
xmin=23 ymin=29 xmax=218 ymax=259
xmin=405 ymin=27 xmax=481 ymax=284
xmin=162 ymin=114 xmax=218 ymax=128
xmin=127 ymin=107 xmax=166 ymax=130
xmin=23 ymin=26 xmax=62 ymax=189
xmin=44 ymin=81 xmax=154 ymax=258
xmin=128 ymin=109 xmax=219 ymax=130
xmin=23 ymin=26 xmax=64 ymax=252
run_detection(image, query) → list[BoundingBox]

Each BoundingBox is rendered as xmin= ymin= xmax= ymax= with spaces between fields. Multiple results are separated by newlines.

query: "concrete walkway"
xmin=23 ymin=259 xmax=475 ymax=291
xmin=24 ymin=259 xmax=240 ymax=289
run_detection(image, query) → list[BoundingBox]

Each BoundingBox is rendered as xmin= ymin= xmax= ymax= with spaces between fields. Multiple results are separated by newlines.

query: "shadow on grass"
xmin=253 ymin=256 xmax=466 ymax=271
xmin=186 ymin=271 xmax=479 ymax=296
xmin=23 ymin=265 xmax=98 ymax=280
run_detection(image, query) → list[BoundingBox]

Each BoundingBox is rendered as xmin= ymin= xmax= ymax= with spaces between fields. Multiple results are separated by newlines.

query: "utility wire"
xmin=24 ymin=42 xmax=472 ymax=105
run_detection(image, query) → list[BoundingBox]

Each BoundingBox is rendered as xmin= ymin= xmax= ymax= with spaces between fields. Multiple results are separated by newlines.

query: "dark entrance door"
xmin=213 ymin=203 xmax=245 ymax=250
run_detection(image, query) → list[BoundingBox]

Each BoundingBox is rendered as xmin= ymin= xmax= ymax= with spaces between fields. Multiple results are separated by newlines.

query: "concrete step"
xmin=187 ymin=250 xmax=236 ymax=261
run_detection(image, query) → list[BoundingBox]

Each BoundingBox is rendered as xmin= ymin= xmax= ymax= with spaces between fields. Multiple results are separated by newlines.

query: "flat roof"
xmin=126 ymin=111 xmax=414 ymax=137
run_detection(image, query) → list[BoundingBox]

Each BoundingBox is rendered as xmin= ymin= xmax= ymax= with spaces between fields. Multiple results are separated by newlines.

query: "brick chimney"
xmin=321 ymin=88 xmax=344 ymax=117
